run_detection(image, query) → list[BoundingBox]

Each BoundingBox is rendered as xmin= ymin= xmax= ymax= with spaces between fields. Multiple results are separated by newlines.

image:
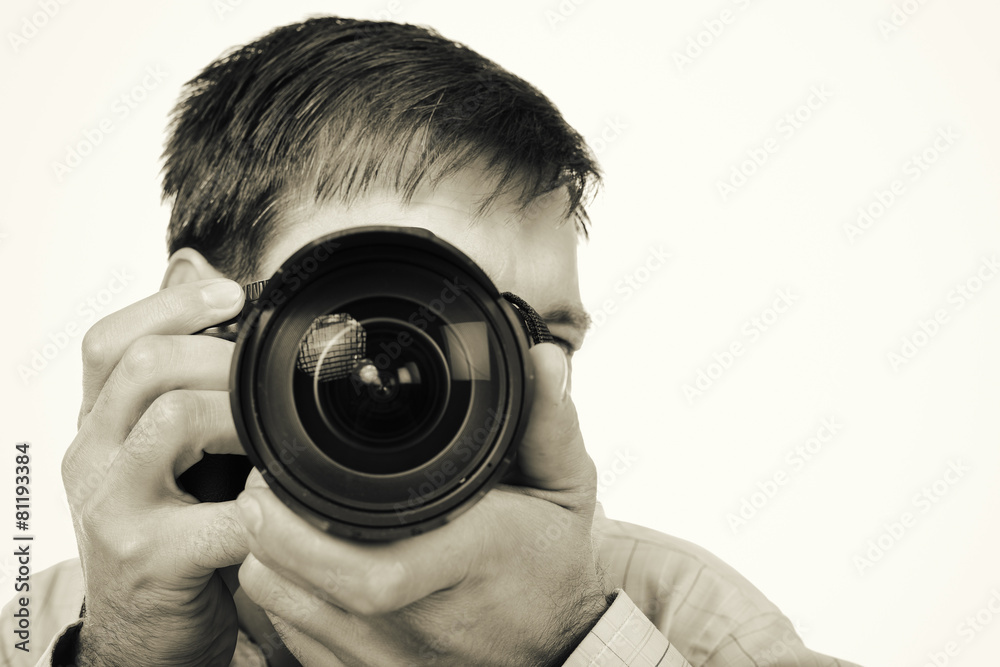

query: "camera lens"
xmin=231 ymin=227 xmax=534 ymax=540
xmin=314 ymin=319 xmax=449 ymax=451
xmin=294 ymin=303 xmax=473 ymax=475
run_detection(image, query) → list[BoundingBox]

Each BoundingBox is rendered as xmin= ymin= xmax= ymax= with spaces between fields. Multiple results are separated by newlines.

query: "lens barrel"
xmin=230 ymin=227 xmax=534 ymax=540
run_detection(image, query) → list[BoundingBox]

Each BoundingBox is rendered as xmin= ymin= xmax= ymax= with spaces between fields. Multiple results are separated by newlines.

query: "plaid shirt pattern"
xmin=3 ymin=513 xmax=861 ymax=666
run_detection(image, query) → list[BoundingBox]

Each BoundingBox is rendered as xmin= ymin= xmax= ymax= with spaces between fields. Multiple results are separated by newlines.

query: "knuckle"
xmin=110 ymin=528 xmax=149 ymax=566
xmin=149 ymin=389 xmax=196 ymax=425
xmin=348 ymin=594 xmax=383 ymax=617
xmin=60 ymin=443 xmax=79 ymax=490
xmin=120 ymin=336 xmax=171 ymax=384
xmin=354 ymin=562 xmax=404 ymax=615
xmin=125 ymin=390 xmax=196 ymax=460
xmin=378 ymin=559 xmax=407 ymax=593
xmin=62 ymin=436 xmax=98 ymax=505
xmin=79 ymin=496 xmax=147 ymax=567
xmin=63 ymin=444 xmax=117 ymax=512
xmin=77 ymin=494 xmax=110 ymax=536
xmin=80 ymin=325 xmax=111 ymax=373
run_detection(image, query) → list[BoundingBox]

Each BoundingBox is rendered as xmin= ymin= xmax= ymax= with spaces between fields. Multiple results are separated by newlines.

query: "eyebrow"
xmin=539 ymin=305 xmax=593 ymax=338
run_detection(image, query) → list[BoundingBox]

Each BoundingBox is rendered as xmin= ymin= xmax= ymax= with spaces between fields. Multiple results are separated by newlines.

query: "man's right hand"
xmin=62 ymin=278 xmax=251 ymax=666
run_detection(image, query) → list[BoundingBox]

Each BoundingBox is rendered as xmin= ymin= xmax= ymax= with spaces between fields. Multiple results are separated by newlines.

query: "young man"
xmin=2 ymin=17 xmax=858 ymax=666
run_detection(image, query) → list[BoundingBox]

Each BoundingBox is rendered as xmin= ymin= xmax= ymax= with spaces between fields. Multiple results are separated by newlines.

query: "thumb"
xmin=512 ymin=343 xmax=596 ymax=503
xmin=185 ymin=499 xmax=251 ymax=570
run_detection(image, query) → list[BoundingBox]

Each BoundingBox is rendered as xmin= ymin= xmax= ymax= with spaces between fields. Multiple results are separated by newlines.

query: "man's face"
xmin=257 ymin=168 xmax=591 ymax=356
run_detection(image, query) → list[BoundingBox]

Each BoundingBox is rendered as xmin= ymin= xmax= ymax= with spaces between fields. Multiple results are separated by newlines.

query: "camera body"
xmin=188 ymin=227 xmax=548 ymax=540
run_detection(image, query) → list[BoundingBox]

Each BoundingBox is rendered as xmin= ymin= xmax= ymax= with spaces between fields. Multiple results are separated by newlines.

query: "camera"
xmin=183 ymin=226 xmax=552 ymax=540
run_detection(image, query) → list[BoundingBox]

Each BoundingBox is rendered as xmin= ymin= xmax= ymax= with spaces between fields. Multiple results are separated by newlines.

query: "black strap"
xmin=501 ymin=292 xmax=553 ymax=346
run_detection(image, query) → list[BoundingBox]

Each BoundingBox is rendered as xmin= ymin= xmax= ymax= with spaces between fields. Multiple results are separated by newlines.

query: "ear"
xmin=160 ymin=248 xmax=227 ymax=290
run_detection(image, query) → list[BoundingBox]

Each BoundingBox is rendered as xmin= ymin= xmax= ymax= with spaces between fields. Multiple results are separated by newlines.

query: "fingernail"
xmin=237 ymin=493 xmax=262 ymax=533
xmin=559 ymin=350 xmax=570 ymax=402
xmin=202 ymin=280 xmax=243 ymax=309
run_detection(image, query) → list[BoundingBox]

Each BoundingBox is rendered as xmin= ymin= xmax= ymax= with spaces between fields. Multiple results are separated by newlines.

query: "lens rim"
xmin=230 ymin=227 xmax=534 ymax=541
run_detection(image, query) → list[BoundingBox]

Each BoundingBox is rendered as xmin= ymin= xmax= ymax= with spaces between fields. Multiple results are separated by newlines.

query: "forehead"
xmin=259 ymin=170 xmax=584 ymax=320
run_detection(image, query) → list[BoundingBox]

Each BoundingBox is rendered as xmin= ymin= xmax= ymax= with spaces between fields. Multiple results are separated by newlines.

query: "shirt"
xmin=0 ymin=512 xmax=861 ymax=666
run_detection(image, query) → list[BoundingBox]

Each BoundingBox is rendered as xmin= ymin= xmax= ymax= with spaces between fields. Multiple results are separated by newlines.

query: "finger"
xmin=513 ymin=343 xmax=595 ymax=500
xmin=103 ymin=389 xmax=243 ymax=502
xmin=239 ymin=554 xmax=348 ymax=624
xmin=64 ymin=335 xmax=235 ymax=508
xmin=80 ymin=278 xmax=244 ymax=422
xmin=240 ymin=559 xmax=390 ymax=667
xmin=259 ymin=609 xmax=349 ymax=667
xmin=77 ymin=334 xmax=234 ymax=450
xmin=181 ymin=499 xmax=250 ymax=570
xmin=79 ymin=479 xmax=249 ymax=572
xmin=237 ymin=487 xmax=469 ymax=616
xmin=274 ymin=624 xmax=349 ymax=667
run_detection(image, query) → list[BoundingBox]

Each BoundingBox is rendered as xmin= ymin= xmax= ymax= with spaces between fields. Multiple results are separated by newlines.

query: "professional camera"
xmin=183 ymin=226 xmax=553 ymax=540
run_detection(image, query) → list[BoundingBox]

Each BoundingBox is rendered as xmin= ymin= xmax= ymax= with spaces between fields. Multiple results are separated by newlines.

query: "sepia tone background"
xmin=3 ymin=1 xmax=999 ymax=665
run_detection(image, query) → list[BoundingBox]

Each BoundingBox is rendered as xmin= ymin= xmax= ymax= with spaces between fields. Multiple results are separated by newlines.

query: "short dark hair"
xmin=161 ymin=16 xmax=601 ymax=281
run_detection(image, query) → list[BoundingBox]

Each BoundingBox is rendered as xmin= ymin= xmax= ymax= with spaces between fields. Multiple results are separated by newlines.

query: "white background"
xmin=3 ymin=1 xmax=999 ymax=665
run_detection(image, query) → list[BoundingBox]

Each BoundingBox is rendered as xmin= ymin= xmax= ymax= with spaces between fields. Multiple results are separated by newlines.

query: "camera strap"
xmin=501 ymin=292 xmax=553 ymax=346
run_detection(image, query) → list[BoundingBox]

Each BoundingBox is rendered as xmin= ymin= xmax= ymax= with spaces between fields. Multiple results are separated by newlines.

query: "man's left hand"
xmin=236 ymin=343 xmax=610 ymax=666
